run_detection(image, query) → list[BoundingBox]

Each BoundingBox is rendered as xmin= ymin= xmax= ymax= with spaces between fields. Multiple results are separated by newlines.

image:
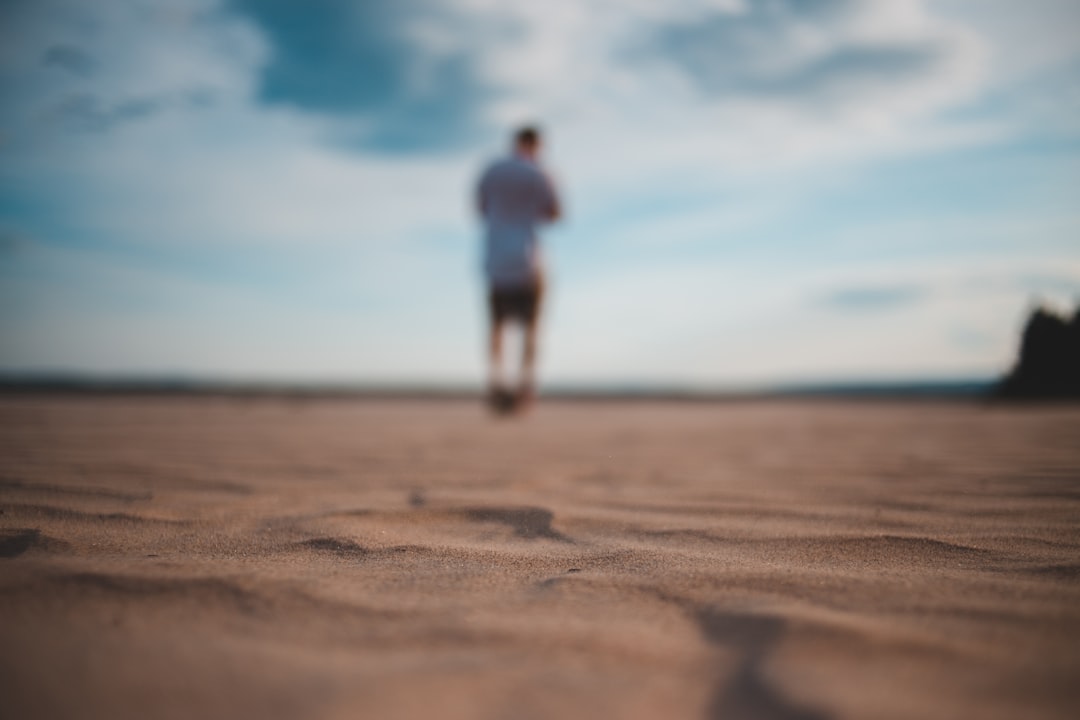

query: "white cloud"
xmin=931 ymin=0 xmax=1080 ymax=82
xmin=457 ymin=0 xmax=989 ymax=160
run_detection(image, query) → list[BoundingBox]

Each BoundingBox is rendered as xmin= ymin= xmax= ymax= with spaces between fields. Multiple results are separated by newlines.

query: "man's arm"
xmin=476 ymin=167 xmax=490 ymax=218
xmin=545 ymin=198 xmax=561 ymax=222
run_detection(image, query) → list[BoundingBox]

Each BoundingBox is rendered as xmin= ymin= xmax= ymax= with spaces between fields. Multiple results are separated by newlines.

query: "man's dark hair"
xmin=515 ymin=126 xmax=540 ymax=147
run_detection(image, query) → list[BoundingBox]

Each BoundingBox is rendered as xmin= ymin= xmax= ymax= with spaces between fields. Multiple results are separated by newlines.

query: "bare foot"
xmin=487 ymin=385 xmax=517 ymax=416
xmin=516 ymin=383 xmax=536 ymax=414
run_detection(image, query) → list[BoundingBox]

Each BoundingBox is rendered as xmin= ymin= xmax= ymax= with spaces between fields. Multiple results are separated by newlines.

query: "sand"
xmin=1 ymin=395 xmax=1078 ymax=720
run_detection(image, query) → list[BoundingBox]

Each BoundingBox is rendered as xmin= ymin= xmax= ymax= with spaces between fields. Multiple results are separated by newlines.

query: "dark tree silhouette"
xmin=997 ymin=304 xmax=1080 ymax=399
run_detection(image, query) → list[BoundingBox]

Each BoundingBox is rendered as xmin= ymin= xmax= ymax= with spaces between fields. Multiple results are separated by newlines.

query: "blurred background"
xmin=1 ymin=0 xmax=1077 ymax=391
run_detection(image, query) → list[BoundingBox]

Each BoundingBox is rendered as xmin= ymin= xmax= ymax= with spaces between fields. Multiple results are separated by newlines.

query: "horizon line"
xmin=0 ymin=371 xmax=999 ymax=401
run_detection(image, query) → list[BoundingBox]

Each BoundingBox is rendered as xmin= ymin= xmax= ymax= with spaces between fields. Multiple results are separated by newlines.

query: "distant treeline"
xmin=997 ymin=303 xmax=1080 ymax=400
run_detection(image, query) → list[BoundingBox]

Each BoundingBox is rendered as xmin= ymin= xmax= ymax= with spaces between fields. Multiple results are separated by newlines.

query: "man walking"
xmin=476 ymin=126 xmax=561 ymax=413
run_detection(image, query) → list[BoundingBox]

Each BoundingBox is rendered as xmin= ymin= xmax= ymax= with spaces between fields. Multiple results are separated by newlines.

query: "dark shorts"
xmin=489 ymin=281 xmax=543 ymax=325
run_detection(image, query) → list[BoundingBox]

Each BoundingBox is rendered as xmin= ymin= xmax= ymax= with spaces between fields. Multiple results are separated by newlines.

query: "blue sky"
xmin=1 ymin=0 xmax=1078 ymax=387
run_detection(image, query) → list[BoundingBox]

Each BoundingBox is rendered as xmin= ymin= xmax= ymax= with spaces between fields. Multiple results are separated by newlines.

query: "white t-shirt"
xmin=477 ymin=155 xmax=559 ymax=288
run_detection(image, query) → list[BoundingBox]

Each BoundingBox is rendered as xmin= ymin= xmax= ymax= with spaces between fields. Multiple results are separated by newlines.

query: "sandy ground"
xmin=1 ymin=395 xmax=1078 ymax=720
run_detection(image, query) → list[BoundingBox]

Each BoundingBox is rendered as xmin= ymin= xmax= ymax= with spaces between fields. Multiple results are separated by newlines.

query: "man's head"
xmin=514 ymin=126 xmax=541 ymax=159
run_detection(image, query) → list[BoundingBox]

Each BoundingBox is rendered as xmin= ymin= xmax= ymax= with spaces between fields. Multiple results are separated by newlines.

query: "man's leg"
xmin=520 ymin=317 xmax=538 ymax=401
xmin=488 ymin=315 xmax=505 ymax=392
xmin=518 ymin=280 xmax=543 ymax=404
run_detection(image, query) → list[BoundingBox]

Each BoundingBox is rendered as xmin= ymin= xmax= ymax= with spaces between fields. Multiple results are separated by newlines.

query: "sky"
xmin=1 ymin=0 xmax=1078 ymax=388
